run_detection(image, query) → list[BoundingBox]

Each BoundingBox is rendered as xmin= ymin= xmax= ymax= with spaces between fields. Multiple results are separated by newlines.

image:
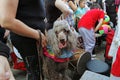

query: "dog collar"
xmin=43 ymin=45 xmax=73 ymax=62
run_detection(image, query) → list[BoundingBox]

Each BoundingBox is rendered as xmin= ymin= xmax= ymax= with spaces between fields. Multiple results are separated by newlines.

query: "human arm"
xmin=0 ymin=0 xmax=46 ymax=47
xmin=94 ymin=18 xmax=103 ymax=32
xmin=102 ymin=0 xmax=106 ymax=12
xmin=0 ymin=41 xmax=15 ymax=80
xmin=0 ymin=56 xmax=15 ymax=80
xmin=68 ymin=1 xmax=78 ymax=11
xmin=55 ymin=0 xmax=70 ymax=17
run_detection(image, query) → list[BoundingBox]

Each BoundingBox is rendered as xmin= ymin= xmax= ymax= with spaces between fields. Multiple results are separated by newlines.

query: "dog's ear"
xmin=46 ymin=29 xmax=60 ymax=55
xmin=67 ymin=28 xmax=78 ymax=50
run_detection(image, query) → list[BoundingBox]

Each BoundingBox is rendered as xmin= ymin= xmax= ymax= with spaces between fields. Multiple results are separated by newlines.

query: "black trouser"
xmin=24 ymin=55 xmax=40 ymax=80
xmin=10 ymin=33 xmax=41 ymax=80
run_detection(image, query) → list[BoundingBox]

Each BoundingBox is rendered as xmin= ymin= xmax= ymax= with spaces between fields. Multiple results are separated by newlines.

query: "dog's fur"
xmin=47 ymin=20 xmax=77 ymax=57
xmin=42 ymin=20 xmax=77 ymax=80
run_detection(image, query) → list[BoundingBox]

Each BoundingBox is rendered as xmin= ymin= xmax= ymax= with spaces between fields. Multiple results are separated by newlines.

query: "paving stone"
xmin=80 ymin=70 xmax=109 ymax=80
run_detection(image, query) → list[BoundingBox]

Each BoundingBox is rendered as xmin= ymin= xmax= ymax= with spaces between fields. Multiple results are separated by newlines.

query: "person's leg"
xmin=24 ymin=55 xmax=40 ymax=80
xmin=78 ymin=28 xmax=95 ymax=56
xmin=10 ymin=35 xmax=41 ymax=80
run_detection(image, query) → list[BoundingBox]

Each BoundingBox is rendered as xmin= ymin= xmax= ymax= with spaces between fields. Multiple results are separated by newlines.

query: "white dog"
xmin=42 ymin=20 xmax=78 ymax=80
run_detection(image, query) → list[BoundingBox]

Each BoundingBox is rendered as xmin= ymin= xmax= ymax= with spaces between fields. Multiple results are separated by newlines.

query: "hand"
xmin=0 ymin=56 xmax=15 ymax=80
xmin=37 ymin=30 xmax=47 ymax=48
xmin=0 ymin=71 xmax=10 ymax=80
xmin=41 ymin=32 xmax=47 ymax=48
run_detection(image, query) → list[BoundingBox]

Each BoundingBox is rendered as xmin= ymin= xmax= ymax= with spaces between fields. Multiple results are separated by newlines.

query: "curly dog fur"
xmin=42 ymin=20 xmax=77 ymax=80
xmin=47 ymin=20 xmax=77 ymax=56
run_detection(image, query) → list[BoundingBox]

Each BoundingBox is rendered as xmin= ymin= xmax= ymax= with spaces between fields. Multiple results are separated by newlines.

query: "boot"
xmin=24 ymin=55 xmax=41 ymax=80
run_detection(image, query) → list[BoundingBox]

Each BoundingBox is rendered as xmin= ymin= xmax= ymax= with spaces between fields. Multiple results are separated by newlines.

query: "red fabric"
xmin=43 ymin=48 xmax=69 ymax=62
xmin=10 ymin=52 xmax=17 ymax=63
xmin=13 ymin=62 xmax=26 ymax=71
xmin=115 ymin=0 xmax=120 ymax=6
xmin=78 ymin=9 xmax=104 ymax=30
xmin=10 ymin=52 xmax=26 ymax=71
xmin=106 ymin=29 xmax=115 ymax=45
xmin=116 ymin=6 xmax=119 ymax=13
xmin=111 ymin=46 xmax=120 ymax=77
xmin=105 ymin=45 xmax=112 ymax=59
xmin=105 ymin=29 xmax=115 ymax=59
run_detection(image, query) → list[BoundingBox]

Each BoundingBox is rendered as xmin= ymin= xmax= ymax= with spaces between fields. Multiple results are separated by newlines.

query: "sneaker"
xmin=91 ymin=57 xmax=97 ymax=60
xmin=92 ymin=54 xmax=96 ymax=58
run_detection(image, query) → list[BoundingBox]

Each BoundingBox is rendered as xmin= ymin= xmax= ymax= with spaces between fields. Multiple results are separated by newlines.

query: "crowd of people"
xmin=0 ymin=0 xmax=120 ymax=80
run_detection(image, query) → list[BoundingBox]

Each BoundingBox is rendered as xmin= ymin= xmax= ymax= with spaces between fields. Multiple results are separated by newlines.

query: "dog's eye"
xmin=63 ymin=29 xmax=67 ymax=32
xmin=63 ymin=29 xmax=69 ymax=33
xmin=55 ymin=31 xmax=58 ymax=34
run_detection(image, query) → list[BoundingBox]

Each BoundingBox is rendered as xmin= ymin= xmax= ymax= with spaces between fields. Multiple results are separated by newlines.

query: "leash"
xmin=37 ymin=30 xmax=44 ymax=80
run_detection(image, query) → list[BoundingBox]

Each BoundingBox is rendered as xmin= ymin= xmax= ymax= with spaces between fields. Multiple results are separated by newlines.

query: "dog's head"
xmin=46 ymin=20 xmax=77 ymax=56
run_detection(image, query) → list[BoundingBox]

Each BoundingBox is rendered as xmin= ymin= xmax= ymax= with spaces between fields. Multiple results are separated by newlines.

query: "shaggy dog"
xmin=42 ymin=20 xmax=77 ymax=80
